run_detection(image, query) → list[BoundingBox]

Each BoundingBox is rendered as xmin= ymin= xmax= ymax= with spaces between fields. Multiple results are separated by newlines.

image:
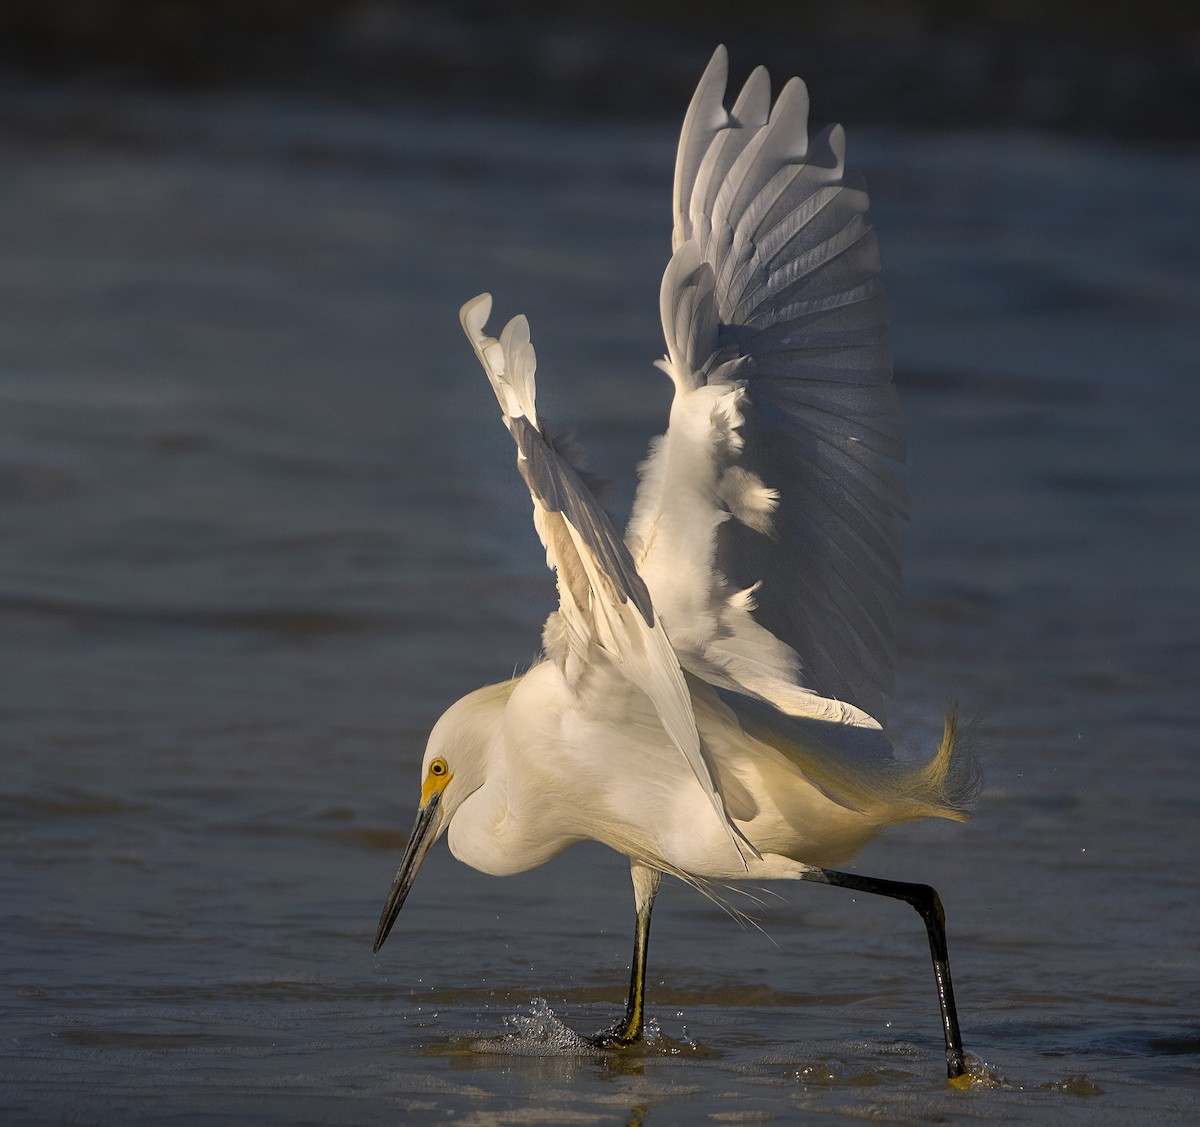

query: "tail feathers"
xmin=709 ymin=684 xmax=981 ymax=827
xmin=892 ymin=704 xmax=982 ymax=823
xmin=807 ymin=702 xmax=981 ymax=827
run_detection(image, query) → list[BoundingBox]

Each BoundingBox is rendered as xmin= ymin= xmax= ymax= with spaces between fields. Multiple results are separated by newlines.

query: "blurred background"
xmin=1 ymin=3 xmax=1197 ymax=1124
xmin=1 ymin=0 xmax=1198 ymax=134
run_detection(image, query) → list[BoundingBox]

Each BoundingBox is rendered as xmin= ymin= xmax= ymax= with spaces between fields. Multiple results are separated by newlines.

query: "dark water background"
xmin=1 ymin=74 xmax=1198 ymax=1123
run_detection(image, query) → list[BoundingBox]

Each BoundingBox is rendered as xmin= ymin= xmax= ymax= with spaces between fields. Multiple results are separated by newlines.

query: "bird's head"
xmin=371 ymin=682 xmax=511 ymax=954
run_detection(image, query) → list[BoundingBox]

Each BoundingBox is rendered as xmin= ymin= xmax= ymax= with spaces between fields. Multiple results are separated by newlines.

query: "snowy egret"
xmin=373 ymin=46 xmax=979 ymax=1079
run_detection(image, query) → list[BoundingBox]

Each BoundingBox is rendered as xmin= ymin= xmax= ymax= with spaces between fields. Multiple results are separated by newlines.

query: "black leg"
xmin=798 ymin=867 xmax=966 ymax=1079
xmin=594 ymin=865 xmax=660 ymax=1047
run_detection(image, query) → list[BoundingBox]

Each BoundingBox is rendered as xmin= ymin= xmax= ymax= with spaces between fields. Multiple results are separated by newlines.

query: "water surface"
xmin=1 ymin=86 xmax=1198 ymax=1123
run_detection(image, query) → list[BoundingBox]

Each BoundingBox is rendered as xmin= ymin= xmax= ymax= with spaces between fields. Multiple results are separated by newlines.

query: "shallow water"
xmin=1 ymin=85 xmax=1198 ymax=1124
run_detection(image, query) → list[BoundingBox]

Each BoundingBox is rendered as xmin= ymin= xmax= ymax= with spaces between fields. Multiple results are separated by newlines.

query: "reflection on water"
xmin=1 ymin=81 xmax=1198 ymax=1125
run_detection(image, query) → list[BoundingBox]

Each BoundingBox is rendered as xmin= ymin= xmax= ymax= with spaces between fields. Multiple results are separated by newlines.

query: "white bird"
xmin=373 ymin=46 xmax=979 ymax=1079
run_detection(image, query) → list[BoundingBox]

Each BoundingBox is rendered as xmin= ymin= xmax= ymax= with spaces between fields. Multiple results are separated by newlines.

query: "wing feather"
xmin=459 ymin=294 xmax=754 ymax=860
xmin=632 ymin=46 xmax=906 ymax=726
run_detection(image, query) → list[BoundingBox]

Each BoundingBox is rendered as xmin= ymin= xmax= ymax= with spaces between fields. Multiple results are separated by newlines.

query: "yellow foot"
xmin=590 ymin=1026 xmax=641 ymax=1049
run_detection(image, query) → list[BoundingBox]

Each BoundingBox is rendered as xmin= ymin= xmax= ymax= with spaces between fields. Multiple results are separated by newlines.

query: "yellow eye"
xmin=421 ymin=757 xmax=452 ymax=805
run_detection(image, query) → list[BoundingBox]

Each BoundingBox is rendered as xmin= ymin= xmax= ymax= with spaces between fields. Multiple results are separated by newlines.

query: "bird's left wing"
xmin=460 ymin=294 xmax=751 ymax=857
xmin=628 ymin=48 xmax=903 ymax=729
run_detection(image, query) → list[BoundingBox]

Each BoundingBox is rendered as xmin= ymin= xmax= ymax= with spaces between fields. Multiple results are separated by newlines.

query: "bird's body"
xmin=433 ymin=660 xmax=962 ymax=884
xmin=373 ymin=46 xmax=979 ymax=1079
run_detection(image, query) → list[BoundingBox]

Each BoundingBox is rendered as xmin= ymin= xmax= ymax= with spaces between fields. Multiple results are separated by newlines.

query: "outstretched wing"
xmin=628 ymin=46 xmax=906 ymax=727
xmin=459 ymin=294 xmax=752 ymax=856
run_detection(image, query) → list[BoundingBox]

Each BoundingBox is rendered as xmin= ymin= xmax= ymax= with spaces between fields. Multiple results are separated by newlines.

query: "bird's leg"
xmin=797 ymin=867 xmax=966 ymax=1079
xmin=593 ymin=863 xmax=661 ymax=1048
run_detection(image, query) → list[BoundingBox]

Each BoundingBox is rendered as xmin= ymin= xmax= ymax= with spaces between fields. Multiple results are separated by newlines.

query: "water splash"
xmin=468 ymin=998 xmax=594 ymax=1057
xmin=1039 ymin=1074 xmax=1105 ymax=1097
xmin=948 ymin=1054 xmax=1011 ymax=1090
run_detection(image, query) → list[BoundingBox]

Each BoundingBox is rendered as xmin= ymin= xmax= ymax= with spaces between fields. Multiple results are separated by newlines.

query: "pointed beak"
xmin=373 ymin=790 xmax=442 ymax=953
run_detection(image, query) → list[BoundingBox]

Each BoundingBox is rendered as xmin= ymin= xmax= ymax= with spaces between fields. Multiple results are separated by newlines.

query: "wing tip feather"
xmin=460 ymin=292 xmax=493 ymax=342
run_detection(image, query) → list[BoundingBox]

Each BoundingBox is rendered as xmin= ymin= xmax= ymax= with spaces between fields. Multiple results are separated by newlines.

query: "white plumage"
xmin=374 ymin=46 xmax=978 ymax=1080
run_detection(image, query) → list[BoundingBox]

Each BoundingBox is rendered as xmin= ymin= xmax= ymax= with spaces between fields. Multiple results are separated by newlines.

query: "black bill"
xmin=372 ymin=791 xmax=442 ymax=953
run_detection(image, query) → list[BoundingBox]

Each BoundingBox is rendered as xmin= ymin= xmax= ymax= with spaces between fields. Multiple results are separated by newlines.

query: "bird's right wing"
xmin=460 ymin=294 xmax=753 ymax=859
xmin=628 ymin=47 xmax=906 ymax=728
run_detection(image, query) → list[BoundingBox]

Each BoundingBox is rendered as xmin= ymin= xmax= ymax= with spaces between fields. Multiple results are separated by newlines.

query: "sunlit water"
xmin=1 ymin=83 xmax=1197 ymax=1124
